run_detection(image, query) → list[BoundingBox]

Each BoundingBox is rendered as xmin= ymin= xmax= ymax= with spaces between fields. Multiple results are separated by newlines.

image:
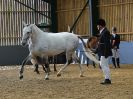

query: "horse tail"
xmin=78 ymin=36 xmax=100 ymax=64
xmin=78 ymin=36 xmax=87 ymax=48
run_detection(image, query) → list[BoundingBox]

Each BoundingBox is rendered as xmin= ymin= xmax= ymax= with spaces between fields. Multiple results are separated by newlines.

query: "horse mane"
xmin=30 ymin=24 xmax=47 ymax=34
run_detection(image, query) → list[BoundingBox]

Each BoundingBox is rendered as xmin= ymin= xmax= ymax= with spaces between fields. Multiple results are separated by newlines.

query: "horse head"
xmin=21 ymin=22 xmax=33 ymax=46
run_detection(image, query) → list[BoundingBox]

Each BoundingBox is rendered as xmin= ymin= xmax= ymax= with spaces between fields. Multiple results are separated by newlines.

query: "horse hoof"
xmin=45 ymin=78 xmax=49 ymax=80
xmin=54 ymin=69 xmax=57 ymax=72
xmin=36 ymin=71 xmax=40 ymax=74
xmin=19 ymin=75 xmax=23 ymax=79
xmin=80 ymin=75 xmax=84 ymax=77
xmin=57 ymin=73 xmax=61 ymax=77
xmin=34 ymin=70 xmax=40 ymax=74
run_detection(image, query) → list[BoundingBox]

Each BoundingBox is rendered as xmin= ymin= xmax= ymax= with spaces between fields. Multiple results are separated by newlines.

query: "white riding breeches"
xmin=100 ymin=56 xmax=111 ymax=80
xmin=112 ymin=48 xmax=119 ymax=58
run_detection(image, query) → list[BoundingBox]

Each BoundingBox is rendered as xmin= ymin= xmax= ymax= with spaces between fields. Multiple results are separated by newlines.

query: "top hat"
xmin=97 ymin=19 xmax=106 ymax=26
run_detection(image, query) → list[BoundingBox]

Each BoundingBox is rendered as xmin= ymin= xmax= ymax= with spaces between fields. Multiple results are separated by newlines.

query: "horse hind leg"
xmin=53 ymin=56 xmax=57 ymax=72
xmin=57 ymin=52 xmax=84 ymax=77
xmin=57 ymin=53 xmax=72 ymax=77
xmin=42 ymin=64 xmax=47 ymax=73
xmin=54 ymin=64 xmax=57 ymax=72
xmin=72 ymin=53 xmax=84 ymax=77
xmin=57 ymin=61 xmax=69 ymax=77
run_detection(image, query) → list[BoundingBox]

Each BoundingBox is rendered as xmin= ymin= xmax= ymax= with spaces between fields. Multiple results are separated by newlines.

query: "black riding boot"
xmin=112 ymin=57 xmax=116 ymax=68
xmin=116 ymin=58 xmax=120 ymax=68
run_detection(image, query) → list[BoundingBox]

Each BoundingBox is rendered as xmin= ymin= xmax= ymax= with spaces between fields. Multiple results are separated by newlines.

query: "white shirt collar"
xmin=100 ymin=27 xmax=105 ymax=34
xmin=112 ymin=33 xmax=116 ymax=37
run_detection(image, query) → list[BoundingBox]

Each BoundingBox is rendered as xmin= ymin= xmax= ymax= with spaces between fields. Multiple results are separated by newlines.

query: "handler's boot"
xmin=112 ymin=58 xmax=116 ymax=68
xmin=100 ymin=79 xmax=111 ymax=85
xmin=116 ymin=58 xmax=120 ymax=68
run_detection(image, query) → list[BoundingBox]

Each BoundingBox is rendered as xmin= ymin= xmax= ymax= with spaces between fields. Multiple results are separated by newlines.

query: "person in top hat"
xmin=97 ymin=18 xmax=112 ymax=85
xmin=111 ymin=27 xmax=120 ymax=68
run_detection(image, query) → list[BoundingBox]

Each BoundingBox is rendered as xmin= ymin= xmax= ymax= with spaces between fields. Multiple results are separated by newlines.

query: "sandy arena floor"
xmin=0 ymin=64 xmax=133 ymax=99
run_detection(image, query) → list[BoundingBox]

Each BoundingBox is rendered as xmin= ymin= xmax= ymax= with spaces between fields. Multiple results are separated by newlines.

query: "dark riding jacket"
xmin=97 ymin=28 xmax=112 ymax=58
xmin=111 ymin=34 xmax=120 ymax=49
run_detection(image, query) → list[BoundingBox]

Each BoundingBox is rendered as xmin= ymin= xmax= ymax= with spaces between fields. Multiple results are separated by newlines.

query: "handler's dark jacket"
xmin=97 ymin=28 xmax=112 ymax=58
xmin=111 ymin=34 xmax=120 ymax=49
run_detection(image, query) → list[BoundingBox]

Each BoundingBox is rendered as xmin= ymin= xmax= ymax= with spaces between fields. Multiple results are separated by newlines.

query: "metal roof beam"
xmin=14 ymin=0 xmax=50 ymax=19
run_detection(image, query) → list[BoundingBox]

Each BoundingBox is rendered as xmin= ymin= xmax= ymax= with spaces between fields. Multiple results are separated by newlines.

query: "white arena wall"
xmin=77 ymin=39 xmax=133 ymax=64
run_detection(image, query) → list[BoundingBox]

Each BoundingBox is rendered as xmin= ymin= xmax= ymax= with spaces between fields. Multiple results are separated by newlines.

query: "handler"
xmin=96 ymin=19 xmax=112 ymax=85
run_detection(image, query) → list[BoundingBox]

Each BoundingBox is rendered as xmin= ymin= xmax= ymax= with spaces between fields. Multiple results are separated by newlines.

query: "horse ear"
xmin=67 ymin=25 xmax=74 ymax=33
xmin=68 ymin=25 xmax=70 ymax=32
xmin=22 ymin=21 xmax=27 ymax=27
xmin=72 ymin=30 xmax=74 ymax=34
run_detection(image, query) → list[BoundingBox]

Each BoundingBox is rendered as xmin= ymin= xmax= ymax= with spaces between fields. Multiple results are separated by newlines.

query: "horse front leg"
xmin=34 ymin=64 xmax=47 ymax=74
xmin=31 ymin=57 xmax=40 ymax=74
xmin=34 ymin=64 xmax=40 ymax=74
xmin=19 ymin=55 xmax=30 ymax=79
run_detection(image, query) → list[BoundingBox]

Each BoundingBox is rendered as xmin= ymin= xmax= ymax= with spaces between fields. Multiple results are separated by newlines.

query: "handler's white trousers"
xmin=100 ymin=56 xmax=111 ymax=80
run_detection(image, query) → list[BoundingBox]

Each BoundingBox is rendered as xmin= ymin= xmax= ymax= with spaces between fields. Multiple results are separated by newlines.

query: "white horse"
xmin=20 ymin=23 xmax=99 ymax=80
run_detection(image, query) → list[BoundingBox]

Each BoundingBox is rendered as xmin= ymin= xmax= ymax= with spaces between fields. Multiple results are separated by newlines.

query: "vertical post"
xmin=89 ymin=0 xmax=99 ymax=36
xmin=51 ymin=0 xmax=57 ymax=32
